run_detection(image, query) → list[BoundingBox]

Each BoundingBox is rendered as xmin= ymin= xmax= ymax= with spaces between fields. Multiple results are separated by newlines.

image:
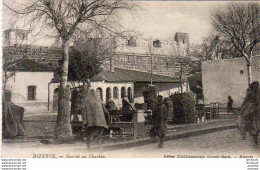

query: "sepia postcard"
xmin=1 ymin=0 xmax=259 ymax=166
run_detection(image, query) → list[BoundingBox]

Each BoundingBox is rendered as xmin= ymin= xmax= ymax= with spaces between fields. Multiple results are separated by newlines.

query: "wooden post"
xmin=150 ymin=55 xmax=153 ymax=85
xmin=133 ymin=110 xmax=146 ymax=139
xmin=133 ymin=111 xmax=138 ymax=140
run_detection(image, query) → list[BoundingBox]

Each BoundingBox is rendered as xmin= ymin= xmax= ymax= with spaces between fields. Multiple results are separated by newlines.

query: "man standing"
xmin=227 ymin=96 xmax=233 ymax=114
xmin=81 ymin=87 xmax=109 ymax=150
xmin=152 ymin=95 xmax=168 ymax=148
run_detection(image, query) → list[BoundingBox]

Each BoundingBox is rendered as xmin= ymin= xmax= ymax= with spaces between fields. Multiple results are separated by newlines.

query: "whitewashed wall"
xmin=6 ymin=71 xmax=54 ymax=113
xmin=202 ymin=56 xmax=260 ymax=107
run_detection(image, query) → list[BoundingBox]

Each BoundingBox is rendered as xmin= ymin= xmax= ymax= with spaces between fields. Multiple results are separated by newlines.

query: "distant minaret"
xmin=174 ymin=32 xmax=190 ymax=55
xmin=4 ymin=29 xmax=29 ymax=46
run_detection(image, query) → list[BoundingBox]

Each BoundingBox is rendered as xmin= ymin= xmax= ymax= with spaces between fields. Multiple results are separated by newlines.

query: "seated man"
xmin=105 ymin=98 xmax=120 ymax=122
xmin=105 ymin=98 xmax=117 ymax=112
xmin=121 ymin=97 xmax=135 ymax=121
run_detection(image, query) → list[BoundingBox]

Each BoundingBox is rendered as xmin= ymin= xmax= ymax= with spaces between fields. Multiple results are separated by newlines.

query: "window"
xmin=16 ymin=32 xmax=27 ymax=40
xmin=28 ymin=86 xmax=36 ymax=100
xmin=127 ymin=37 xmax=136 ymax=47
xmin=106 ymin=87 xmax=111 ymax=101
xmin=127 ymin=87 xmax=133 ymax=103
xmin=153 ymin=40 xmax=161 ymax=47
xmin=96 ymin=88 xmax=103 ymax=101
xmin=113 ymin=87 xmax=118 ymax=99
xmin=5 ymin=32 xmax=10 ymax=40
xmin=121 ymin=87 xmax=126 ymax=98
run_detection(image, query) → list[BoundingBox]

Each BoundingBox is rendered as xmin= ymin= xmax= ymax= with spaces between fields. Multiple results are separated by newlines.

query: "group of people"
xmin=105 ymin=96 xmax=135 ymax=122
xmin=81 ymin=87 xmax=140 ymax=149
xmin=80 ymin=84 xmax=170 ymax=149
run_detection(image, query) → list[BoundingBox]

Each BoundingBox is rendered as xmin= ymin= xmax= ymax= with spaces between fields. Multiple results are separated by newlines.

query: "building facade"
xmin=5 ymin=60 xmax=55 ymax=113
xmin=3 ymin=29 xmax=190 ymax=113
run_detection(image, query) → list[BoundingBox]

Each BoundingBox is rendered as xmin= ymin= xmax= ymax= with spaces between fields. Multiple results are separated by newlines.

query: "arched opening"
xmin=53 ymin=88 xmax=59 ymax=112
xmin=127 ymin=87 xmax=133 ymax=103
xmin=106 ymin=87 xmax=111 ymax=102
xmin=121 ymin=87 xmax=126 ymax=98
xmin=96 ymin=88 xmax=103 ymax=101
xmin=113 ymin=87 xmax=118 ymax=99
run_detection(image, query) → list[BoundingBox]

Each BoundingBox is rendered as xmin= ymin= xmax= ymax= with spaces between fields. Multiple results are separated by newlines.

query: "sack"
xmin=149 ymin=126 xmax=156 ymax=138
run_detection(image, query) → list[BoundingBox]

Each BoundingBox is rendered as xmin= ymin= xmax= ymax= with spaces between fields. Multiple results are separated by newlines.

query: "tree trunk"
xmin=247 ymin=59 xmax=252 ymax=87
xmin=54 ymin=39 xmax=73 ymax=143
xmin=60 ymin=40 xmax=70 ymax=87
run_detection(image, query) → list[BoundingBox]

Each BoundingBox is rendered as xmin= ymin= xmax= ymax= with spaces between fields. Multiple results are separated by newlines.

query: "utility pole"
xmin=148 ymin=37 xmax=153 ymax=85
xmin=150 ymin=54 xmax=153 ymax=85
xmin=180 ymin=61 xmax=183 ymax=93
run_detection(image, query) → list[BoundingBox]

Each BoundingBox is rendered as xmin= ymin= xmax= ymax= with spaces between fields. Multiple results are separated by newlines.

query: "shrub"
xmin=171 ymin=92 xmax=196 ymax=124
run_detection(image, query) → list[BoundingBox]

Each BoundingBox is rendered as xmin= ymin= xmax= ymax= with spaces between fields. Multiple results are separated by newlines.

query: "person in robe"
xmin=81 ymin=87 xmax=109 ymax=149
xmin=227 ymin=96 xmax=233 ymax=114
xmin=239 ymin=81 xmax=260 ymax=144
xmin=121 ymin=97 xmax=135 ymax=121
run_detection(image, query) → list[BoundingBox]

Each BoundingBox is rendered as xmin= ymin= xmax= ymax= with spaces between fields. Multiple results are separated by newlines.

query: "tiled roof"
xmin=50 ymin=67 xmax=184 ymax=83
xmin=5 ymin=59 xmax=56 ymax=72
xmin=91 ymin=67 xmax=183 ymax=83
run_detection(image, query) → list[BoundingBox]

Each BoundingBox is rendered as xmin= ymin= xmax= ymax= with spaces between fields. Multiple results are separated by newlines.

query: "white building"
xmin=50 ymin=67 xmax=188 ymax=112
xmin=5 ymin=58 xmax=187 ymax=113
xmin=5 ymin=59 xmax=55 ymax=113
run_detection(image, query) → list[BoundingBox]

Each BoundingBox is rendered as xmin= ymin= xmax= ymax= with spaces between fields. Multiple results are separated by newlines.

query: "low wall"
xmin=17 ymin=102 xmax=49 ymax=114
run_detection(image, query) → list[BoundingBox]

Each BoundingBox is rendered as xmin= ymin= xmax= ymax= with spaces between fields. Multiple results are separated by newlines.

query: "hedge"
xmin=171 ymin=92 xmax=196 ymax=124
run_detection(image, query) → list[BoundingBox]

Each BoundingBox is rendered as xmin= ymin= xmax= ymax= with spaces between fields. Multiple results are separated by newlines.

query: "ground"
xmin=2 ymin=129 xmax=259 ymax=158
xmin=106 ymin=129 xmax=260 ymax=158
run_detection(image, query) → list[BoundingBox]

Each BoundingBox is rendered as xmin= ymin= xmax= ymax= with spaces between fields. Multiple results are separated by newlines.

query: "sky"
xmin=2 ymin=1 xmax=229 ymax=45
xmin=119 ymin=1 xmax=227 ymax=44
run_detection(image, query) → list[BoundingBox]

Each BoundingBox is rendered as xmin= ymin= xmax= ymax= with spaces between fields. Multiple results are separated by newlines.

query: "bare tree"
xmin=211 ymin=2 xmax=260 ymax=86
xmin=4 ymin=0 xmax=138 ymax=143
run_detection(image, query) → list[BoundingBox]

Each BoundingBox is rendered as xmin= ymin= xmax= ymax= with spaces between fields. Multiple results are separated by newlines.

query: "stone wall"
xmin=112 ymin=54 xmax=192 ymax=78
xmin=3 ymin=45 xmax=193 ymax=79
